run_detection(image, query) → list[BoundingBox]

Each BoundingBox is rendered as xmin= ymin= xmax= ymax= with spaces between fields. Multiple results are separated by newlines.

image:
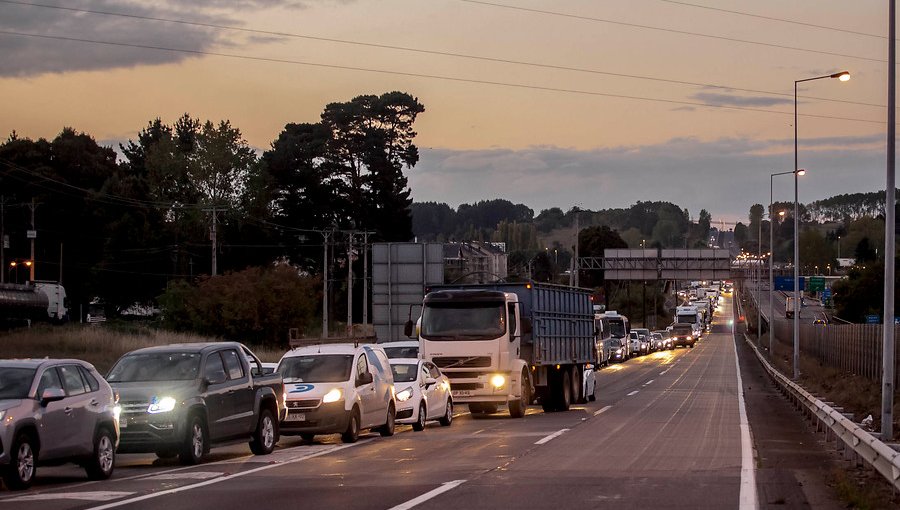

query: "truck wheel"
xmin=509 ymin=371 xmax=530 ymax=418
xmin=438 ymin=400 xmax=453 ymax=426
xmin=250 ymin=408 xmax=277 ymax=455
xmin=573 ymin=369 xmax=585 ymax=404
xmin=341 ymin=409 xmax=360 ymax=443
xmin=85 ymin=427 xmax=116 ymax=480
xmin=379 ymin=404 xmax=396 ymax=437
xmin=558 ymin=370 xmax=572 ymax=412
xmin=3 ymin=432 xmax=36 ymax=490
xmin=412 ymin=404 xmax=426 ymax=431
xmin=179 ymin=414 xmax=207 ymax=465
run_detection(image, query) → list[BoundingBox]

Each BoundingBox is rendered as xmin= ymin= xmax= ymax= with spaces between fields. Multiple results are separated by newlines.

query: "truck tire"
xmin=249 ymin=408 xmax=277 ymax=455
xmin=84 ymin=427 xmax=116 ymax=480
xmin=179 ymin=414 xmax=207 ymax=465
xmin=558 ymin=369 xmax=572 ymax=412
xmin=508 ymin=370 xmax=530 ymax=418
xmin=3 ymin=431 xmax=36 ymax=490
xmin=573 ymin=368 xmax=585 ymax=404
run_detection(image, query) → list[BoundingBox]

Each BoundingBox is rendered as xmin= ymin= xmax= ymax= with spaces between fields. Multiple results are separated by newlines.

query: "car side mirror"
xmin=40 ymin=388 xmax=66 ymax=406
xmin=357 ymin=372 xmax=374 ymax=386
xmin=424 ymin=377 xmax=437 ymax=388
xmin=404 ymin=320 xmax=414 ymax=338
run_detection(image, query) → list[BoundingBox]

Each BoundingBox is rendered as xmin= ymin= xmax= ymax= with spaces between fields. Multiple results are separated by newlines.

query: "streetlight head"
xmin=9 ymin=261 xmax=15 ymax=267
xmin=779 ymin=211 xmax=786 ymax=217
xmin=25 ymin=261 xmax=32 ymax=267
xmin=796 ymin=169 xmax=806 ymax=176
xmin=831 ymin=71 xmax=851 ymax=81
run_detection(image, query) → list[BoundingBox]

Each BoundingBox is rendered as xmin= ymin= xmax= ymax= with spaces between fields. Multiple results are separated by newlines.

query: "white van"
xmin=277 ymin=343 xmax=396 ymax=443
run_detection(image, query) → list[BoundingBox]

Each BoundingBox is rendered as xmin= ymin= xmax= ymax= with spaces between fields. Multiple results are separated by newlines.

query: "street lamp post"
xmin=770 ymin=171 xmax=798 ymax=358
xmin=793 ymin=70 xmax=850 ymax=380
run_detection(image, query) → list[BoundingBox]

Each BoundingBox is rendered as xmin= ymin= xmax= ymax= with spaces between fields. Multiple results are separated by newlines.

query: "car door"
xmin=220 ymin=349 xmax=254 ymax=436
xmin=75 ymin=365 xmax=105 ymax=455
xmin=354 ymin=353 xmax=377 ymax=427
xmin=202 ymin=352 xmax=231 ymax=441
xmin=364 ymin=348 xmax=390 ymax=424
xmin=421 ymin=362 xmax=439 ymax=418
xmin=57 ymin=364 xmax=94 ymax=456
xmin=34 ymin=367 xmax=70 ymax=460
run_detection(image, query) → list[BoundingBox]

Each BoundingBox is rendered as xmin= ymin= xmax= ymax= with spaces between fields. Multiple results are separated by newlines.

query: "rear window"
xmin=383 ymin=346 xmax=418 ymax=359
xmin=390 ymin=363 xmax=418 ymax=383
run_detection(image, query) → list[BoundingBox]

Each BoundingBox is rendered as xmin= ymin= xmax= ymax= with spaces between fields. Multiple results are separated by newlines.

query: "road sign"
xmin=774 ymin=276 xmax=806 ymax=291
xmin=866 ymin=314 xmax=880 ymax=324
xmin=822 ymin=288 xmax=832 ymax=299
xmin=26 ymin=230 xmax=36 ymax=239
xmin=808 ymin=277 xmax=825 ymax=292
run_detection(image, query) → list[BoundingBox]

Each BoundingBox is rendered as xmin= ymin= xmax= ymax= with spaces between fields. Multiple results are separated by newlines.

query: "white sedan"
xmin=389 ymin=358 xmax=453 ymax=431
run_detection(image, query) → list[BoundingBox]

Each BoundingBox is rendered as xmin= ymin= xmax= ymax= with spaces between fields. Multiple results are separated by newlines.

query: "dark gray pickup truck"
xmin=107 ymin=342 xmax=286 ymax=464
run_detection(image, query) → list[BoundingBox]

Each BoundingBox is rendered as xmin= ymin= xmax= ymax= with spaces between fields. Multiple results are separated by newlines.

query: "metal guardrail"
xmin=743 ymin=335 xmax=900 ymax=490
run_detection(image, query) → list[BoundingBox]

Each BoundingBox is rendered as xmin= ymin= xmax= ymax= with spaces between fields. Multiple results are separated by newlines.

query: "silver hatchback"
xmin=0 ymin=359 xmax=120 ymax=490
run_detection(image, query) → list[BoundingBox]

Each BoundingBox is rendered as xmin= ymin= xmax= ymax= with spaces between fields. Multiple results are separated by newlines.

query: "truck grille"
xmin=433 ymin=356 xmax=491 ymax=369
xmin=288 ymin=399 xmax=320 ymax=409
xmin=450 ymin=382 xmax=483 ymax=391
xmin=444 ymin=371 xmax=490 ymax=379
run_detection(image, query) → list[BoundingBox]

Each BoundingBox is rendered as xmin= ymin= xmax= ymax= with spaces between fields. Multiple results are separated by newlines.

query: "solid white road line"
xmin=387 ymin=480 xmax=468 ymax=510
xmin=593 ymin=405 xmax=612 ymax=416
xmin=534 ymin=428 xmax=570 ymax=445
xmin=85 ymin=443 xmax=360 ymax=510
xmin=626 ymin=390 xmax=639 ymax=396
xmin=7 ymin=492 xmax=134 ymax=502
xmin=733 ymin=319 xmax=759 ymax=509
xmin=143 ymin=471 xmax=223 ymax=481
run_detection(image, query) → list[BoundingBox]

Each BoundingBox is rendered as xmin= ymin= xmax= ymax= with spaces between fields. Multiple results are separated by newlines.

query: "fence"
xmin=772 ymin=320 xmax=900 ymax=383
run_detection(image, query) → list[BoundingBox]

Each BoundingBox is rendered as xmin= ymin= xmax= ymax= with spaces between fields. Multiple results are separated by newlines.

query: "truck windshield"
xmin=676 ymin=314 xmax=697 ymax=324
xmin=278 ymin=355 xmax=353 ymax=383
xmin=0 ymin=368 xmax=36 ymax=399
xmin=390 ymin=363 xmax=418 ymax=383
xmin=421 ymin=302 xmax=506 ymax=340
xmin=107 ymin=353 xmax=201 ymax=382
xmin=608 ymin=320 xmax=627 ymax=337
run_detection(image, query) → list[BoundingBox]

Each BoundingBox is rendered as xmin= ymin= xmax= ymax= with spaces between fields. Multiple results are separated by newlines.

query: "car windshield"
xmin=384 ymin=346 xmax=418 ymax=359
xmin=278 ymin=355 xmax=353 ymax=383
xmin=0 ymin=368 xmax=36 ymax=399
xmin=390 ymin=363 xmax=418 ymax=383
xmin=608 ymin=338 xmax=622 ymax=347
xmin=421 ymin=301 xmax=506 ymax=340
xmin=107 ymin=353 xmax=201 ymax=382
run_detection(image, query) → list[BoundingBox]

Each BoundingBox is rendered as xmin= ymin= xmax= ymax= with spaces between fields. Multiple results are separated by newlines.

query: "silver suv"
xmin=0 ymin=359 xmax=119 ymax=490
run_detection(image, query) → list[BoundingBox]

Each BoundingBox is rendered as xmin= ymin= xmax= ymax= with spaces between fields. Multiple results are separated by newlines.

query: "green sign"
xmin=808 ymin=276 xmax=825 ymax=292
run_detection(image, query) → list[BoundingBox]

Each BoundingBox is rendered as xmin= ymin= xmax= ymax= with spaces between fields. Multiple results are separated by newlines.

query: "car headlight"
xmin=322 ymin=388 xmax=343 ymax=404
xmin=396 ymin=387 xmax=413 ymax=402
xmin=147 ymin=396 xmax=177 ymax=414
xmin=490 ymin=374 xmax=506 ymax=389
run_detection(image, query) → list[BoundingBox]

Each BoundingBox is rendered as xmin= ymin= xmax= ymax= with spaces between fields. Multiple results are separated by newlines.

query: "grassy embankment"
xmin=0 ymin=324 xmax=287 ymax=373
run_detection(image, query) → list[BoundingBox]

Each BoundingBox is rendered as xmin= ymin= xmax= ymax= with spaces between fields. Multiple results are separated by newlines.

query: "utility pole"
xmin=362 ymin=231 xmax=370 ymax=327
xmin=204 ymin=207 xmax=221 ymax=276
xmin=0 ymin=195 xmax=6 ymax=284
xmin=882 ymin=0 xmax=896 ymax=442
xmin=347 ymin=231 xmax=354 ymax=336
xmin=28 ymin=198 xmax=36 ymax=282
xmin=321 ymin=230 xmax=332 ymax=339
xmin=572 ymin=212 xmax=579 ymax=287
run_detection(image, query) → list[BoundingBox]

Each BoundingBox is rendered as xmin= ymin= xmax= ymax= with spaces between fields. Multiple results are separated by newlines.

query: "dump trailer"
xmin=0 ymin=282 xmax=68 ymax=323
xmin=408 ymin=281 xmax=595 ymax=417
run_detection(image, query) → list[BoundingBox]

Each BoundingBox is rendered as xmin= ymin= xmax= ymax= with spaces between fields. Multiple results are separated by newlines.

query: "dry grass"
xmin=0 ymin=324 xmax=287 ymax=373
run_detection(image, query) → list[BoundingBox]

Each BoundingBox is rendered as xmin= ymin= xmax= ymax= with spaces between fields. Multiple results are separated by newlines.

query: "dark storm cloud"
xmin=691 ymin=92 xmax=793 ymax=107
xmin=410 ymin=136 xmax=885 ymax=220
xmin=0 ymin=0 xmax=313 ymax=77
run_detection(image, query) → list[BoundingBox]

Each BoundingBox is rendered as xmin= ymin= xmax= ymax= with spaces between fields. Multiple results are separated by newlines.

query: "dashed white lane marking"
xmin=660 ymin=370 xmax=669 ymax=375
xmin=86 ymin=443 xmax=360 ymax=510
xmin=644 ymin=379 xmax=655 ymax=386
xmin=626 ymin=390 xmax=639 ymax=396
xmin=7 ymin=492 xmax=134 ymax=502
xmin=143 ymin=471 xmax=223 ymax=481
xmin=534 ymin=428 xmax=570 ymax=445
xmin=472 ymin=429 xmax=484 ymax=435
xmin=593 ymin=405 xmax=612 ymax=416
xmin=387 ymin=479 xmax=468 ymax=510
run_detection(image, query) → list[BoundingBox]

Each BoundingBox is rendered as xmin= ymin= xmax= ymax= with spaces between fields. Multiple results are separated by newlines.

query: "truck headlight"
xmin=322 ymin=388 xmax=343 ymax=404
xmin=490 ymin=374 xmax=506 ymax=389
xmin=396 ymin=387 xmax=413 ymax=402
xmin=147 ymin=396 xmax=177 ymax=414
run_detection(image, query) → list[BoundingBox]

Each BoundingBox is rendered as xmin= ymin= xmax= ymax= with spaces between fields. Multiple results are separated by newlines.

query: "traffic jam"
xmin=0 ymin=281 xmax=725 ymax=492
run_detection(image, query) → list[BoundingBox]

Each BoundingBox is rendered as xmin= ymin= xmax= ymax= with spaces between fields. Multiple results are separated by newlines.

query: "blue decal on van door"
xmin=290 ymin=384 xmax=315 ymax=393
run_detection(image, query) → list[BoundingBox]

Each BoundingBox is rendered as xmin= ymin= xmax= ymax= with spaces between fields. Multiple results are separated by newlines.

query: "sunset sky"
xmin=0 ymin=0 xmax=894 ymax=223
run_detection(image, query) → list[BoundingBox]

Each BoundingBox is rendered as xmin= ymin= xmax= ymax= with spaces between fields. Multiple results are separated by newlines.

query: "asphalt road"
xmin=0 ymin=294 xmax=847 ymax=509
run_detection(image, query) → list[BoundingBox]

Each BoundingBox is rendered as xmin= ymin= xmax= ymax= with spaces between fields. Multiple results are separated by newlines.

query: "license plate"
xmin=285 ymin=413 xmax=306 ymax=422
xmin=119 ymin=417 xmax=127 ymax=428
xmin=452 ymin=390 xmax=471 ymax=397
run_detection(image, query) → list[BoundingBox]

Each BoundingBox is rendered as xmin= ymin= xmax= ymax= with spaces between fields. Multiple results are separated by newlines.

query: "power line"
xmin=656 ymin=0 xmax=885 ymax=40
xmin=0 ymin=30 xmax=884 ymax=125
xmin=0 ymin=0 xmax=887 ymax=109
xmin=457 ymin=0 xmax=889 ymax=64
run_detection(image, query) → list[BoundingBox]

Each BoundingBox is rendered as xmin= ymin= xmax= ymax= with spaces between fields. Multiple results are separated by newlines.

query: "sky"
xmin=0 ymin=0 xmax=894 ymax=224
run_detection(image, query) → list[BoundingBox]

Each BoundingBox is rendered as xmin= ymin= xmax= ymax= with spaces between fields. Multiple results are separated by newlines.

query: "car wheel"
xmin=250 ymin=408 xmax=277 ymax=455
xmin=3 ymin=432 xmax=36 ymax=490
xmin=179 ymin=414 xmax=207 ymax=465
xmin=438 ymin=400 xmax=453 ymax=426
xmin=379 ymin=404 xmax=396 ymax=437
xmin=341 ymin=409 xmax=360 ymax=443
xmin=85 ymin=427 xmax=116 ymax=480
xmin=412 ymin=404 xmax=426 ymax=431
